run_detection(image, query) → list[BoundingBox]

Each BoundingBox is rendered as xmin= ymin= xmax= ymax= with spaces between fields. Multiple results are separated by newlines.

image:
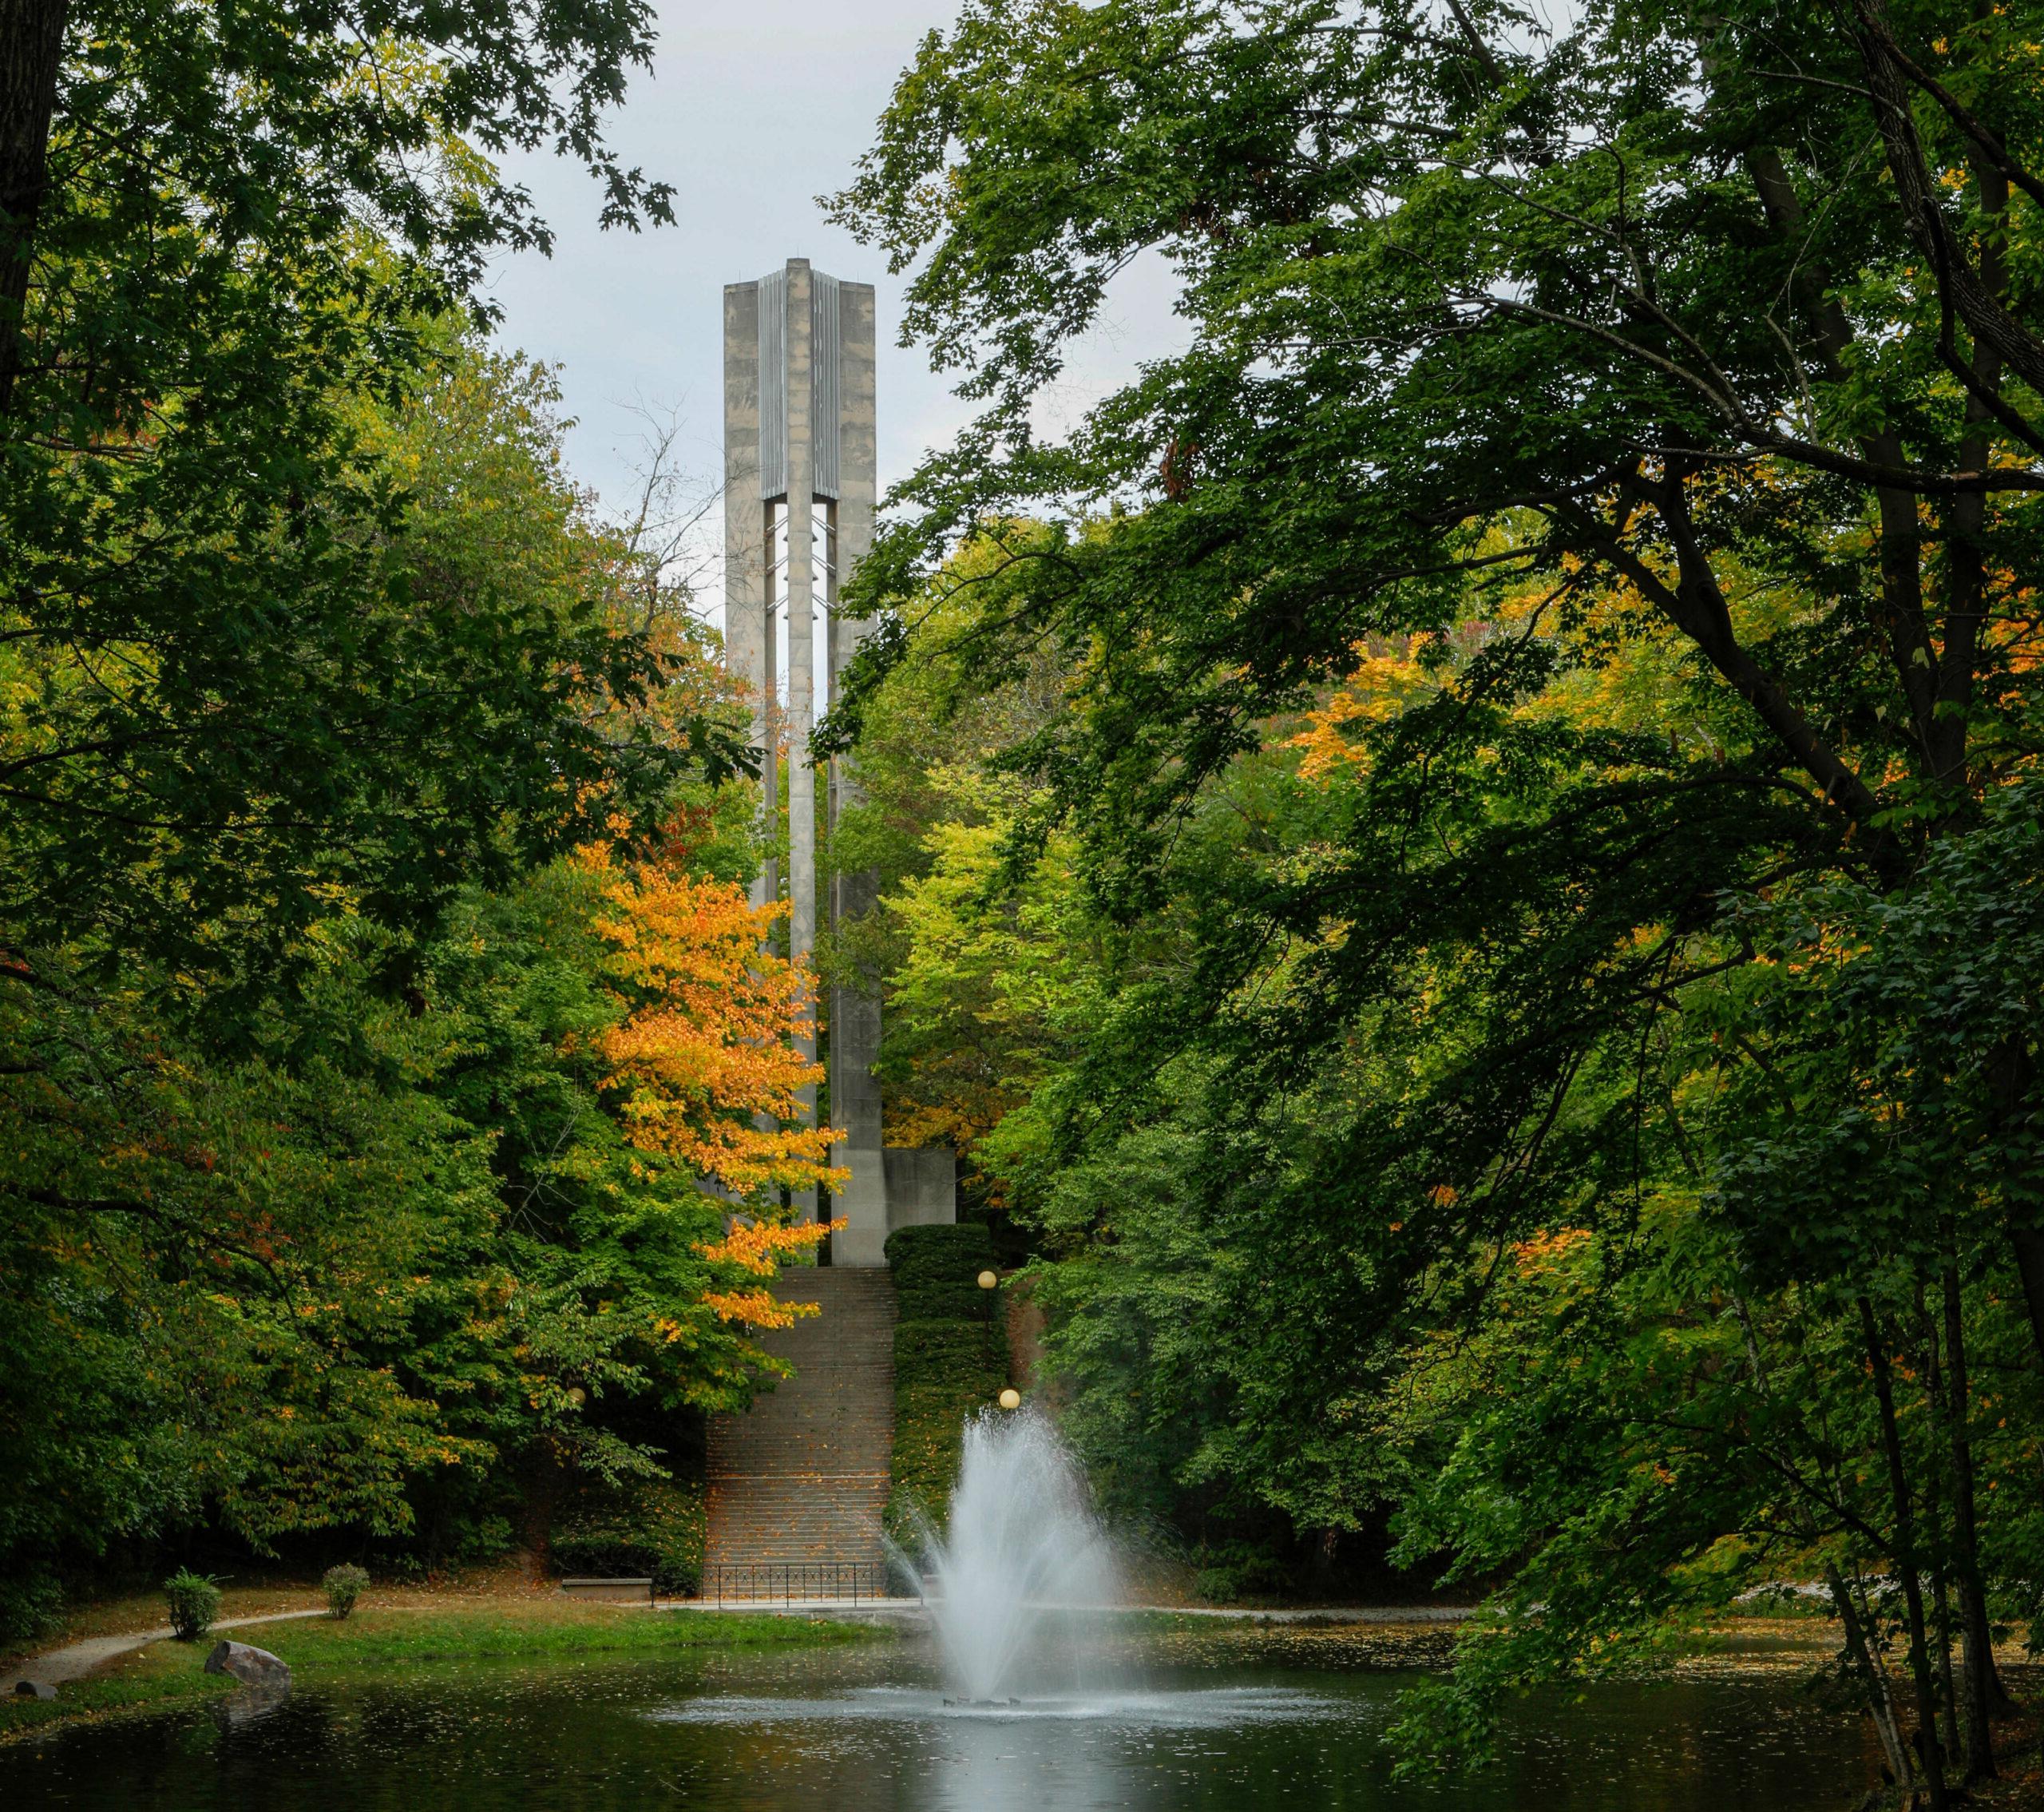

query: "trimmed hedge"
xmin=894 ymin=1318 xmax=1000 ymax=1372
xmin=896 ymin=1281 xmax=997 ymax=1323
xmin=885 ymin=1223 xmax=996 ymax=1296
xmin=886 ymin=1224 xmax=1009 ymax=1540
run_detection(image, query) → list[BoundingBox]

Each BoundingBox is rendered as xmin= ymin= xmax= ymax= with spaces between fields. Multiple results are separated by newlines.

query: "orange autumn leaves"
xmin=695 ymin=1219 xmax=839 ymax=1330
xmin=578 ymin=847 xmax=844 ymax=1322
xmin=588 ymin=854 xmax=841 ymax=1194
xmin=1289 ymin=638 xmax=1436 ymax=780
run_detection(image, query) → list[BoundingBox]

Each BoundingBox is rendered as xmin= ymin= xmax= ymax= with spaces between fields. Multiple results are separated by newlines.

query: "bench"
xmin=558 ymin=1576 xmax=656 ymax=1604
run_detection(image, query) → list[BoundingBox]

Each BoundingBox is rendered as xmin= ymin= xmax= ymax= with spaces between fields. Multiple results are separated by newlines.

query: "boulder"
xmin=204 ymin=1640 xmax=291 ymax=1689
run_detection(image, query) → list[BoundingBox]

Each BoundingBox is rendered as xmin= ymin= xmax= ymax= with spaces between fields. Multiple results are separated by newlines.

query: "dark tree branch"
xmin=1852 ymin=0 xmax=2044 ymax=404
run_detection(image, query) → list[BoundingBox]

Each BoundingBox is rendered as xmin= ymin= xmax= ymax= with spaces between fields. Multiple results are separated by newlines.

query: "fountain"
xmin=644 ymin=1404 xmax=1345 ymax=1808
xmin=903 ymin=1407 xmax=1123 ymax=1703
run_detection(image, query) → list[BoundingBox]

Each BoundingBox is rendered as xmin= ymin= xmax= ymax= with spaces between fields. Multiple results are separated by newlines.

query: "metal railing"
xmin=703 ymin=1560 xmax=892 ymax=1604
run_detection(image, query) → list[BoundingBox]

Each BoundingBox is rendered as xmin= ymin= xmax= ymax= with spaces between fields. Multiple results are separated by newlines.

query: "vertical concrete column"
xmin=782 ymin=262 xmax=819 ymax=1227
xmin=722 ymin=283 xmax=774 ymax=914
xmin=727 ymin=262 xmax=940 ymax=1259
xmin=828 ymin=280 xmax=889 ymax=1266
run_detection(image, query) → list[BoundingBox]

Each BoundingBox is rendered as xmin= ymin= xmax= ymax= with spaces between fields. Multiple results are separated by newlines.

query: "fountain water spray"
xmin=901 ymin=1407 xmax=1122 ymax=1703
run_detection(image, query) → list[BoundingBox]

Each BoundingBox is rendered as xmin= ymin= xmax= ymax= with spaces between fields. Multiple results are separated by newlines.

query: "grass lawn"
xmin=249 ymin=1599 xmax=877 ymax=1668
xmin=0 ymin=1643 xmax=237 ymax=1741
xmin=1 ymin=1594 xmax=879 ymax=1743
xmin=0 ymin=1582 xmax=330 ymax=1667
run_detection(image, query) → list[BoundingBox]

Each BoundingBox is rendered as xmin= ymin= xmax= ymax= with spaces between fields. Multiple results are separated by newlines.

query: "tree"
xmin=592 ymin=845 xmax=841 ymax=1205
xmin=0 ymin=2 xmax=723 ymax=986
xmin=0 ymin=338 xmax=814 ymax=1639
xmin=825 ymin=532 xmax=1106 ymax=1180
xmin=832 ymin=0 xmax=2044 ymax=1790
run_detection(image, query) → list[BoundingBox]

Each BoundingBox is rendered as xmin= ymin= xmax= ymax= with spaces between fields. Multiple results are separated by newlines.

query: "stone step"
xmin=708 ymin=1488 xmax=885 ymax=1502
xmin=700 ymin=1271 xmax=899 ymax=1587
xmin=706 ymin=1494 xmax=888 ymax=1513
xmin=708 ymin=1486 xmax=887 ymax=1498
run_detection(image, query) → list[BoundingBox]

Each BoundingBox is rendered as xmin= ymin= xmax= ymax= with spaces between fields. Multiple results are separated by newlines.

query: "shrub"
xmin=0 ymin=1572 xmax=61 ymax=1649
xmin=897 ymin=1281 xmax=998 ymax=1322
xmin=887 ymin=1224 xmax=1004 ymax=1324
xmin=884 ymin=1223 xmax=996 ymax=1292
xmin=1192 ymin=1542 xmax=1292 ymax=1605
xmin=551 ymin=1477 xmax=707 ymax=1596
xmin=163 ymin=1569 xmax=222 ymax=1642
xmin=893 ymin=1318 xmax=1000 ymax=1372
xmin=322 ymin=1563 xmax=370 ymax=1620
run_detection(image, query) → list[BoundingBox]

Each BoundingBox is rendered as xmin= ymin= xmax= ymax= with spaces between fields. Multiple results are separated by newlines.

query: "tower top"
xmin=727 ymin=261 xmax=875 ymax=506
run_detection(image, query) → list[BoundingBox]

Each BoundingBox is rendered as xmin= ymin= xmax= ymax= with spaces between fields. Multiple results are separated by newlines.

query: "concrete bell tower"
xmin=723 ymin=260 xmax=955 ymax=1264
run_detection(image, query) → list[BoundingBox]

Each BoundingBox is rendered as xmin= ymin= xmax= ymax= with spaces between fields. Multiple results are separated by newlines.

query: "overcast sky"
xmin=482 ymin=2 xmax=1182 ymax=635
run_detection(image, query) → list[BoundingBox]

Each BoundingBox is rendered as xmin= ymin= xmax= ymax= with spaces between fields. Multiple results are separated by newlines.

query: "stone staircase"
xmin=702 ymin=1267 xmax=896 ymax=1594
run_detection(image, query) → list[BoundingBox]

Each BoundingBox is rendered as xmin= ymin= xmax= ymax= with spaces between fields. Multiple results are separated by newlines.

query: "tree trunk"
xmin=0 ymin=0 xmax=67 ymax=416
xmin=1943 ymin=1257 xmax=2009 ymax=1776
xmin=1828 ymin=1564 xmax=1917 ymax=1798
xmin=1930 ymin=1544 xmax=1962 ymax=1770
xmin=1917 ymin=1291 xmax=1965 ymax=1773
xmin=1861 ymin=1295 xmax=1951 ymax=1809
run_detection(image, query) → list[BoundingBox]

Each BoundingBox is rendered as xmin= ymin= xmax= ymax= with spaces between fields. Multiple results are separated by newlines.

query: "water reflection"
xmin=920 ymin=1703 xmax=1137 ymax=1812
xmin=0 ymin=1632 xmax=1878 ymax=1812
xmin=648 ymin=1682 xmax=1357 ymax=1812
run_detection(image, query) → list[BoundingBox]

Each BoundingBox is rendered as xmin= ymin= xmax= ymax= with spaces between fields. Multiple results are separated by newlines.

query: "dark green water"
xmin=0 ymin=1628 xmax=1877 ymax=1810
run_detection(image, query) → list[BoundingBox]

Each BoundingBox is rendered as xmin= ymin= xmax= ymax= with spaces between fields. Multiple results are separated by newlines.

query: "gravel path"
xmin=4 ymin=1609 xmax=327 ymax=1696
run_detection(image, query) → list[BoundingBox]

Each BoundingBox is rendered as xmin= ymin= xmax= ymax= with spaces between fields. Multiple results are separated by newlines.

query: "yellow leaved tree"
xmin=584 ymin=847 xmax=846 ymax=1328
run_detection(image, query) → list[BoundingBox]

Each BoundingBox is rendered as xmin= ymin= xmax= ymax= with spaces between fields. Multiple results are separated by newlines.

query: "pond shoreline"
xmin=0 ymin=1596 xmax=881 ymax=1744
xmin=0 ymin=1620 xmax=1914 ymax=1810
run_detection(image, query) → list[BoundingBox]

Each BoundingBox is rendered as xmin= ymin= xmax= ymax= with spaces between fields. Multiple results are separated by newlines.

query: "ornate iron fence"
xmin=702 ymin=1560 xmax=893 ymax=1604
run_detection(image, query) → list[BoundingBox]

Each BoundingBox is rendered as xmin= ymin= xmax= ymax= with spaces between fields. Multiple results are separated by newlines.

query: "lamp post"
xmin=978 ymin=1266 xmax=999 ymax=1377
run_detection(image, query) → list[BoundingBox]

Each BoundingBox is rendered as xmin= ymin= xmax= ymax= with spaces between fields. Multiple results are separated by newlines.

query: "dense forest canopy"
xmin=0 ymin=0 xmax=822 ymax=1646
xmin=822 ymin=0 xmax=2044 ymax=1796
xmin=10 ymin=0 xmax=2044 ymax=1802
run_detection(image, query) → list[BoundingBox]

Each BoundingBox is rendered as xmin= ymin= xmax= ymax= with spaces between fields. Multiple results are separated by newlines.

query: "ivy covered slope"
xmin=826 ymin=0 xmax=2044 ymax=1795
xmin=885 ymin=1226 xmax=1010 ymax=1536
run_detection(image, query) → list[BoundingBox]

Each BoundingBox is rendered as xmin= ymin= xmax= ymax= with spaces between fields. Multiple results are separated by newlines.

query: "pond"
xmin=0 ymin=1624 xmax=1877 ymax=1810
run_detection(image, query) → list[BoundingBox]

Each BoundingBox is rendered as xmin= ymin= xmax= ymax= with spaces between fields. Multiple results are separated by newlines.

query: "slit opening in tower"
xmin=760 ymin=497 xmax=837 ymax=713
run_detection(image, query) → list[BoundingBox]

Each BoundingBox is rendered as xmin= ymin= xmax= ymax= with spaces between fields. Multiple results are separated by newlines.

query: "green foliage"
xmin=1190 ymin=1543 xmax=1294 ymax=1608
xmin=0 ymin=0 xmax=780 ymax=1624
xmin=885 ymin=1224 xmax=997 ymax=1305
xmin=0 ymin=0 xmax=718 ymax=982
xmin=0 ymin=339 xmax=782 ymax=1621
xmin=162 ymin=1572 xmax=221 ymax=1643
xmin=897 ymin=1283 xmax=996 ymax=1324
xmin=893 ymin=1321 xmax=996 ymax=1374
xmin=321 ymin=1565 xmax=370 ymax=1621
xmin=0 ymin=1576 xmax=64 ymax=1652
xmin=830 ymin=0 xmax=2044 ymax=1793
xmin=885 ymin=1226 xmax=1008 ymax=1535
xmin=823 ymin=533 xmax=1103 ymax=1193
xmin=551 ymin=1478 xmax=708 ymax=1597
